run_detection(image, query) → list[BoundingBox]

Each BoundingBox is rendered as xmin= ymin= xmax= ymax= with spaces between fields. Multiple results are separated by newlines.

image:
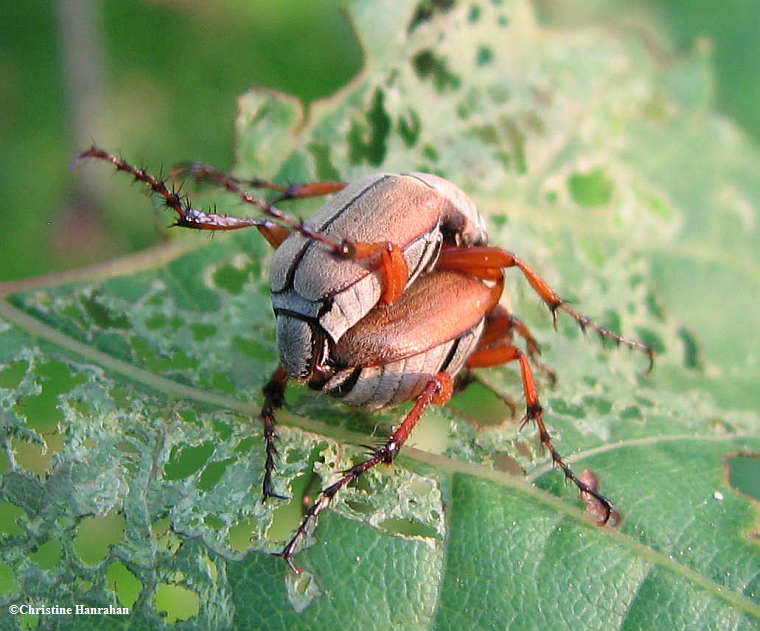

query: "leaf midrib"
xmin=1 ymin=280 xmax=758 ymax=621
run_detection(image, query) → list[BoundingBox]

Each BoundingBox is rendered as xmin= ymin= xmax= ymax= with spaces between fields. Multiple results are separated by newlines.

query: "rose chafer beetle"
xmin=78 ymin=146 xmax=653 ymax=572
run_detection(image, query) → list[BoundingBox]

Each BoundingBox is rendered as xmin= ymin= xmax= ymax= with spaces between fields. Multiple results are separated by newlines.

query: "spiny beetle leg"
xmin=278 ymin=372 xmax=454 ymax=573
xmin=75 ymin=146 xmax=283 ymax=233
xmin=172 ymin=163 xmax=410 ymax=302
xmin=171 ymin=161 xmax=346 ymax=202
xmin=76 ymin=145 xmax=351 ymax=253
xmin=437 ymin=245 xmax=654 ymax=372
xmin=168 ymin=159 xmax=355 ymax=254
xmin=77 ymin=147 xmax=409 ymax=300
xmin=466 ymin=344 xmax=613 ymax=525
xmin=260 ymin=365 xmax=289 ymax=501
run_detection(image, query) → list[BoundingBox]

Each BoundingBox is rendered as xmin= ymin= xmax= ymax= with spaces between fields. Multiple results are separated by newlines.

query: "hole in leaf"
xmin=154 ymin=583 xmax=199 ymax=624
xmin=493 ymin=452 xmax=525 ymax=476
xmin=145 ymin=313 xmax=167 ymax=330
xmin=13 ymin=436 xmax=58 ymax=475
xmin=634 ymin=327 xmax=665 ymax=354
xmin=0 ymin=561 xmax=16 ymax=595
xmin=549 ymin=398 xmax=586 ymax=419
xmin=678 ymin=327 xmax=702 ymax=370
xmin=645 ymin=289 xmax=666 ymax=321
xmin=213 ymin=264 xmax=250 ymax=294
xmin=412 ymin=50 xmax=461 ymax=91
xmin=467 ymin=124 xmax=499 ymax=145
xmin=106 ymin=560 xmax=142 ymax=608
xmin=190 ymin=323 xmax=217 ymax=341
xmin=29 ymin=539 xmax=62 ymax=570
xmin=229 ymin=517 xmax=259 ymax=552
xmin=164 ymin=441 xmax=215 ymax=480
xmin=582 ymin=395 xmax=612 ymax=414
xmin=568 ymin=169 xmax=613 ymax=207
xmin=73 ymin=511 xmax=126 ymax=566
xmin=345 ymin=499 xmax=374 ymax=515
xmin=234 ymin=436 xmax=257 ymax=454
xmin=233 ymin=335 xmax=272 ymax=360
xmin=205 ymin=514 xmax=224 ymax=530
xmin=408 ymin=0 xmax=455 ymax=32
xmin=21 ymin=360 xmax=86 ymax=433
xmin=0 ymin=360 xmax=27 ymax=389
xmin=398 ymin=108 xmax=421 ymax=146
xmin=212 ymin=419 xmax=232 ymax=440
xmin=348 ymin=88 xmax=390 ymax=166
xmin=620 ymin=406 xmax=642 ymax=420
xmin=725 ymin=453 xmax=760 ymax=501
xmin=378 ymin=518 xmax=439 ymax=539
xmin=500 ymin=117 xmax=527 ymax=174
xmin=422 ymin=144 xmax=439 ymax=161
xmin=476 ymin=45 xmax=493 ymax=65
xmin=307 ymin=142 xmax=341 ymax=180
xmin=267 ymin=449 xmax=322 ymax=542
xmin=81 ymin=291 xmax=130 ymax=329
xmin=450 ymin=381 xmax=515 ymax=427
xmin=0 ymin=501 xmax=26 ymax=536
xmin=152 ymin=517 xmax=170 ymax=537
xmin=178 ymin=409 xmax=199 ymax=426
xmin=198 ymin=457 xmax=236 ymax=490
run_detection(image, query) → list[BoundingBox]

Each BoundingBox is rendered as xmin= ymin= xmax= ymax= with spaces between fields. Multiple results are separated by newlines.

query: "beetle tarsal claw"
xmin=272 ymin=550 xmax=303 ymax=574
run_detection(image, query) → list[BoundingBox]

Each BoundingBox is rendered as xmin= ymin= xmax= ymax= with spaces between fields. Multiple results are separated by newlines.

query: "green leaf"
xmin=1 ymin=0 xmax=759 ymax=629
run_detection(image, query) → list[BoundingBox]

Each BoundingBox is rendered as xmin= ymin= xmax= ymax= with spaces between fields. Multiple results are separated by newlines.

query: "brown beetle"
xmin=77 ymin=147 xmax=488 ymax=500
xmin=267 ymin=172 xmax=487 ymax=380
xmin=76 ymin=147 xmax=652 ymax=573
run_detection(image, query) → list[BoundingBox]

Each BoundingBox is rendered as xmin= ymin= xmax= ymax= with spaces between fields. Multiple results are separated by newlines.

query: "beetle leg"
xmin=77 ymin=147 xmax=411 ymax=298
xmin=466 ymin=344 xmax=613 ymax=524
xmin=75 ymin=146 xmax=356 ymax=256
xmin=480 ymin=305 xmax=557 ymax=385
xmin=172 ymin=162 xmax=411 ymax=301
xmin=342 ymin=241 xmax=409 ymax=303
xmin=171 ymin=161 xmax=347 ymax=202
xmin=437 ymin=245 xmax=654 ymax=372
xmin=171 ymin=160 xmax=411 ymax=298
xmin=261 ymin=365 xmax=289 ymax=501
xmin=277 ymin=372 xmax=453 ymax=573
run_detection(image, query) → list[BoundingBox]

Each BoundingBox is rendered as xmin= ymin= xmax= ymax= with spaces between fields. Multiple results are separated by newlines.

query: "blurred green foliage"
xmin=2 ymin=0 xmax=760 ymax=281
xmin=0 ymin=0 xmax=362 ymax=280
xmin=1 ymin=1 xmax=759 ymax=626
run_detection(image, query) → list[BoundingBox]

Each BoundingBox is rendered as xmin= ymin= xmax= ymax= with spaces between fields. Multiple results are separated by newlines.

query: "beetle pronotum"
xmin=77 ymin=146 xmax=652 ymax=572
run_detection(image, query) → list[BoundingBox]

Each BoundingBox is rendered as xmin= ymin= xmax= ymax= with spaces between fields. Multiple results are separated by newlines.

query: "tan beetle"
xmin=77 ymin=146 xmax=652 ymax=573
xmin=267 ymin=172 xmax=487 ymax=380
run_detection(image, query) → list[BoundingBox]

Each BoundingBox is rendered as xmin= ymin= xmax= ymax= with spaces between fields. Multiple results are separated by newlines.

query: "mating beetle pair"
xmin=78 ymin=146 xmax=652 ymax=572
